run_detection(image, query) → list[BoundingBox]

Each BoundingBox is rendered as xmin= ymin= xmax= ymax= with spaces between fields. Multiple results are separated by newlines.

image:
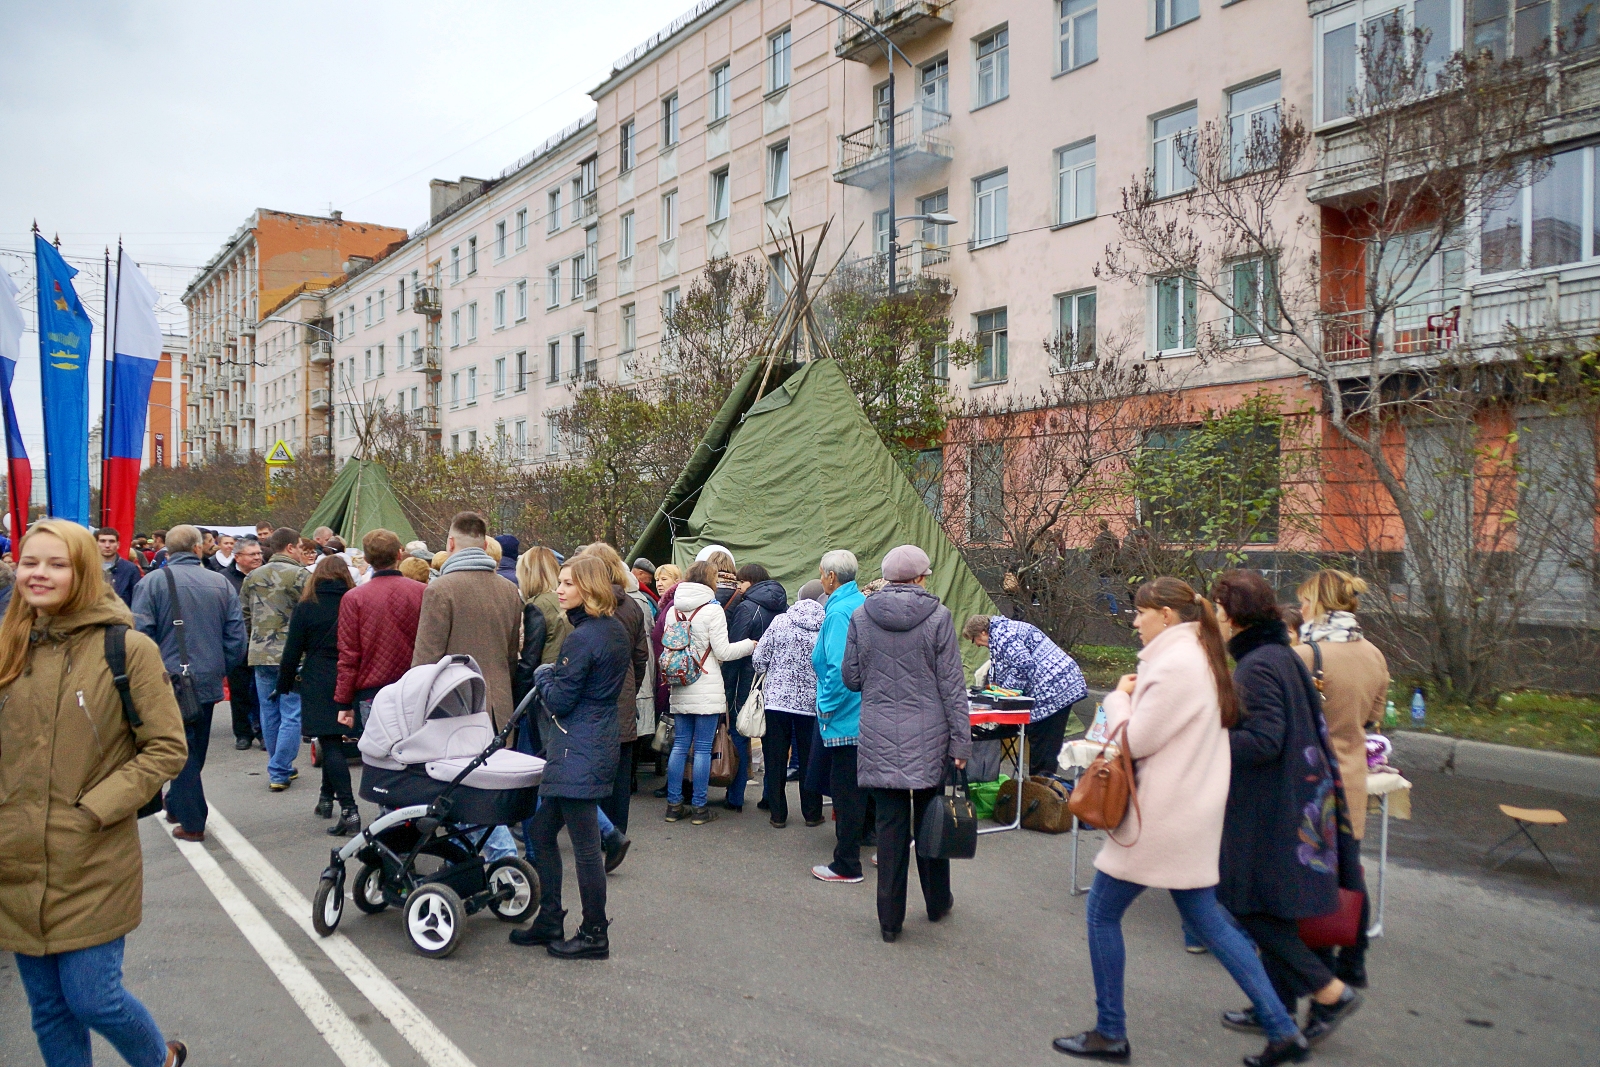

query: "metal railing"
xmin=836 ymin=102 xmax=951 ymax=177
xmin=412 ymin=286 xmax=442 ymax=316
xmin=310 ymin=340 xmax=333 ymax=364
xmin=835 ymin=0 xmax=950 ymax=57
xmin=310 ymin=388 xmax=331 ymax=411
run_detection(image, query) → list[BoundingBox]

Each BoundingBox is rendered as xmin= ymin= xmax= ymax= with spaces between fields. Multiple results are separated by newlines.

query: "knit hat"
xmin=495 ymin=534 xmax=520 ymax=559
xmin=632 ymin=557 xmax=656 ymax=575
xmin=881 ymin=544 xmax=932 ymax=583
xmin=694 ymin=544 xmax=734 ymax=565
xmin=405 ymin=540 xmax=430 ymax=558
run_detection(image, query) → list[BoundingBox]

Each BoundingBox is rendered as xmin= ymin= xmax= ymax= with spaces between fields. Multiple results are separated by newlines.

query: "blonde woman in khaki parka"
xmin=0 ymin=520 xmax=189 ymax=1067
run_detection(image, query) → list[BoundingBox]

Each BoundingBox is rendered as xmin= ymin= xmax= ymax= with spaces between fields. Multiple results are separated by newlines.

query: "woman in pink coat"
xmin=1054 ymin=578 xmax=1307 ymax=1067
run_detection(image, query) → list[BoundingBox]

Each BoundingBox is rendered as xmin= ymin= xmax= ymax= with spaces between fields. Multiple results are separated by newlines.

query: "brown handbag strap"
xmin=1104 ymin=719 xmax=1143 ymax=847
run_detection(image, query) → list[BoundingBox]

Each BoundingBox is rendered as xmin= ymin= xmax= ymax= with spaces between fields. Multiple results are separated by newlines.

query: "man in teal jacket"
xmin=811 ymin=549 xmax=868 ymax=883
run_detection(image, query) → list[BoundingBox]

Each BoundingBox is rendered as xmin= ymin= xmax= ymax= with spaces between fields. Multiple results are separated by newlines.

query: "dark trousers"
xmin=228 ymin=664 xmax=259 ymax=742
xmin=164 ymin=702 xmax=215 ymax=833
xmin=1026 ymin=706 xmax=1075 ymax=777
xmin=1236 ymin=913 xmax=1337 ymax=1010
xmin=870 ymin=786 xmax=953 ymax=934
xmin=599 ymin=742 xmax=633 ymax=834
xmin=764 ymin=711 xmax=822 ymax=824
xmin=828 ymin=745 xmax=867 ymax=878
xmin=316 ymin=735 xmax=355 ymax=807
xmin=527 ymin=795 xmax=607 ymax=928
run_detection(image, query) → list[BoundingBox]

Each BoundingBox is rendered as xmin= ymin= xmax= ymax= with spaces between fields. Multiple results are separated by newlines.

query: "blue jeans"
xmin=14 ymin=938 xmax=167 ymax=1067
xmin=254 ymin=666 xmax=301 ymax=785
xmin=1085 ymin=871 xmax=1298 ymax=1043
xmin=666 ymin=713 xmax=719 ymax=807
xmin=726 ymin=727 xmax=750 ymax=808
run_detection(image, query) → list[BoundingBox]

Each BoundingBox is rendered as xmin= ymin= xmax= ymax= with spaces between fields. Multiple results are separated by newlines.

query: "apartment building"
xmin=147 ymin=334 xmax=187 ymax=468
xmin=255 ymin=284 xmax=338 ymax=459
xmin=182 ymin=210 xmax=409 ymax=465
xmin=313 ymin=118 xmax=600 ymax=465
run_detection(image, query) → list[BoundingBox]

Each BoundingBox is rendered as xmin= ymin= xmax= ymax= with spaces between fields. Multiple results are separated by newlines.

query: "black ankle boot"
xmin=326 ymin=807 xmax=360 ymax=836
xmin=1243 ymin=1033 xmax=1309 ymax=1066
xmin=314 ymin=796 xmax=334 ymax=819
xmin=547 ymin=919 xmax=610 ymax=960
xmin=509 ymin=908 xmax=566 ymax=947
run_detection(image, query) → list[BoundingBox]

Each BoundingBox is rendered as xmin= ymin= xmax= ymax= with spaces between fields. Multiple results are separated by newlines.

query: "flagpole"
xmin=99 ymin=247 xmax=111 ymax=527
xmin=103 ymin=243 xmax=124 ymax=531
xmin=34 ymin=228 xmax=54 ymax=520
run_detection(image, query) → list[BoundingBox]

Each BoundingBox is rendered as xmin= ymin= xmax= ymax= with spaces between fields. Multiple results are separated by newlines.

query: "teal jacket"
xmin=812 ymin=581 xmax=864 ymax=744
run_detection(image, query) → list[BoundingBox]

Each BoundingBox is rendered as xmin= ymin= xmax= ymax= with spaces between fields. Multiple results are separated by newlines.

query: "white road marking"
xmin=159 ymin=819 xmax=393 ymax=1067
xmin=206 ymin=809 xmax=481 ymax=1067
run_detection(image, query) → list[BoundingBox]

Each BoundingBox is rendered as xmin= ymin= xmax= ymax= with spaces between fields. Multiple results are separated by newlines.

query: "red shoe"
xmin=172 ymin=829 xmax=205 ymax=843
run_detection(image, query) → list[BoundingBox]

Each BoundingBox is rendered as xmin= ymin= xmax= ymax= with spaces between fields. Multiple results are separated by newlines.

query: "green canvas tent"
xmin=632 ymin=358 xmax=997 ymax=671
xmin=301 ymin=458 xmax=417 ymax=546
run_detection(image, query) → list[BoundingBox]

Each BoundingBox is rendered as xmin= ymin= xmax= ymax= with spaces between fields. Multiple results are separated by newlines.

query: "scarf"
xmin=1301 ymin=610 xmax=1362 ymax=644
xmin=441 ymin=546 xmax=497 ymax=576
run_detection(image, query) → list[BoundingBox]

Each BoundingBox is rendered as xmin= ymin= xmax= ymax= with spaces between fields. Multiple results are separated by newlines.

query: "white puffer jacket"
xmin=665 ymin=581 xmax=755 ymax=717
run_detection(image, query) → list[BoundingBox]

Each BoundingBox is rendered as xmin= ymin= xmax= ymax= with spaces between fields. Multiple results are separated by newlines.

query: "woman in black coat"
xmin=1211 ymin=569 xmax=1364 ymax=1049
xmin=723 ymin=564 xmax=788 ymax=812
xmin=511 ymin=555 xmax=628 ymax=961
xmin=276 ymin=554 xmax=356 ymax=834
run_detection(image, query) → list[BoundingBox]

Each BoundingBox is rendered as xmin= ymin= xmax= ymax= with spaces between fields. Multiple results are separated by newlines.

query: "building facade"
xmin=146 ymin=334 xmax=187 ymax=469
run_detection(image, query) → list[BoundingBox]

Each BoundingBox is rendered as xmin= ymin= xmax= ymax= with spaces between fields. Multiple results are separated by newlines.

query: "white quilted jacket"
xmin=665 ymin=582 xmax=755 ymax=717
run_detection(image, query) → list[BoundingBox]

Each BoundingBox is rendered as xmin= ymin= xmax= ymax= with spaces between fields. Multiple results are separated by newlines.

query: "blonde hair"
xmin=484 ymin=537 xmax=503 ymax=563
xmin=432 ymin=551 xmax=449 ymax=571
xmin=399 ymin=557 xmax=431 ymax=583
xmin=0 ymin=520 xmax=112 ymax=689
xmin=704 ymin=550 xmax=736 ymax=581
xmin=577 ymin=541 xmax=630 ymax=588
xmin=655 ymin=564 xmax=682 ymax=590
xmin=562 ymin=556 xmax=617 ymax=617
xmin=517 ymin=546 xmax=561 ymax=600
xmin=1298 ymin=568 xmax=1368 ymax=621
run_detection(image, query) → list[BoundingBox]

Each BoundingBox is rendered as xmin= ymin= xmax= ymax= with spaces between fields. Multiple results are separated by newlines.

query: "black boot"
xmin=314 ymin=796 xmax=334 ymax=819
xmin=601 ymin=830 xmax=631 ymax=873
xmin=1303 ymin=988 xmax=1362 ymax=1046
xmin=547 ymin=919 xmax=610 ymax=960
xmin=509 ymin=908 xmax=566 ymax=947
xmin=1243 ymin=1033 xmax=1309 ymax=1066
xmin=326 ymin=807 xmax=360 ymax=836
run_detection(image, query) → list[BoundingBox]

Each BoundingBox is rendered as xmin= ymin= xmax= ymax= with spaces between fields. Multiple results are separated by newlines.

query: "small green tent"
xmin=301 ymin=458 xmax=417 ymax=546
xmin=632 ymin=358 xmax=997 ymax=671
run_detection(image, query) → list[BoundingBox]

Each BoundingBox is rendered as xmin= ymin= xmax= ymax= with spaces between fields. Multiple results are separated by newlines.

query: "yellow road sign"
xmin=265 ymin=439 xmax=295 ymax=465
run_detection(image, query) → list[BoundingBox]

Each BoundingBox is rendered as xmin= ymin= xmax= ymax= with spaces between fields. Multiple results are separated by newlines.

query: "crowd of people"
xmin=0 ymin=506 xmax=1392 ymax=1067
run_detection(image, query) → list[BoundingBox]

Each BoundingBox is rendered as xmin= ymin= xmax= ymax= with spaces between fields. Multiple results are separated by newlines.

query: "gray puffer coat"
xmin=843 ymin=584 xmax=971 ymax=790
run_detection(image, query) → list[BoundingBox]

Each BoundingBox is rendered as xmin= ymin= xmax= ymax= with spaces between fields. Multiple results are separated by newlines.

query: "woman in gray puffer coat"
xmin=752 ymin=596 xmax=826 ymax=827
xmin=842 ymin=545 xmax=971 ymax=942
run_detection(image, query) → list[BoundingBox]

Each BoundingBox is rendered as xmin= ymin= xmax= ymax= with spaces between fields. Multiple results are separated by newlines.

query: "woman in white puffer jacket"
xmin=663 ymin=562 xmax=755 ymax=824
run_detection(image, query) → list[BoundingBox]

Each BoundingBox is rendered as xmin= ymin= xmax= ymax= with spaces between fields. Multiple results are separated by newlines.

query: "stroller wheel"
xmin=312 ymin=876 xmax=344 ymax=937
xmin=485 ymin=857 xmax=541 ymax=924
xmin=404 ymin=884 xmax=465 ymax=958
xmin=352 ymin=863 xmax=390 ymax=914
xmin=310 ymin=738 xmax=323 ymax=768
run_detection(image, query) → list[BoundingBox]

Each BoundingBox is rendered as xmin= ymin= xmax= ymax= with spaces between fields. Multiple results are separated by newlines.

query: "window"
xmin=512 ymin=350 xmax=527 ymax=392
xmin=1153 ymin=106 xmax=1198 ymax=197
xmin=619 ymin=119 xmax=636 ymax=173
xmin=466 ymin=367 xmax=477 ymax=405
xmin=1054 ymin=289 xmax=1098 ymax=369
xmin=450 ymin=246 xmax=460 ymax=282
xmin=546 ymin=265 xmax=560 ymax=307
xmin=450 ymin=433 xmax=459 ymax=455
xmin=1228 ymin=257 xmax=1279 ymax=340
xmin=1154 ymin=0 xmax=1200 ymax=34
xmin=1481 ymin=145 xmax=1593 ymax=271
xmin=662 ymin=287 xmax=681 ymax=339
xmin=973 ymin=170 xmax=1009 ymax=247
xmin=397 ymin=277 xmax=407 ymax=311
xmin=376 ymin=343 xmax=385 ymax=377
xmin=515 ymin=280 xmax=528 ymax=321
xmin=515 ymin=208 xmax=528 ymax=248
xmin=547 ymin=339 xmax=560 ymax=383
xmin=968 ymin=441 xmax=1004 ymax=542
xmin=1140 ymin=422 xmax=1282 ymax=543
xmin=493 ymin=289 xmax=507 ymax=330
xmin=364 ymin=348 xmax=372 ymax=379
xmin=662 ymin=93 xmax=680 ymax=146
xmin=1319 ymin=0 xmax=1456 ymax=124
xmin=514 ymin=419 xmax=527 ymax=458
xmin=768 ymin=253 xmax=793 ymax=309
xmin=375 ymin=290 xmax=385 ymax=322
xmin=450 ymin=309 xmax=461 ymax=348
xmin=547 ymin=188 xmax=562 ymax=232
xmin=767 ymin=142 xmax=790 ymax=200
xmin=570 ymin=178 xmax=584 ymax=223
xmin=919 ymin=190 xmax=950 ymax=249
xmin=913 ymin=448 xmax=945 ymax=521
xmin=466 ymin=302 xmax=478 ymax=342
xmin=662 ymin=190 xmax=679 ymax=241
xmin=1155 ymin=273 xmax=1199 ymax=354
xmin=1059 ymin=0 xmax=1097 ymax=71
xmin=620 ymin=212 xmax=635 ymax=260
xmin=1229 ymin=77 xmax=1282 ymax=176
xmin=921 ymin=57 xmax=949 ymax=114
xmin=621 ymin=303 xmax=637 ymax=352
xmin=1057 ymin=139 xmax=1096 ymax=224
xmin=710 ymin=168 xmax=731 ymax=222
xmin=580 ymin=156 xmax=597 ymax=197
xmin=710 ymin=63 xmax=731 ymax=122
xmin=449 ymin=372 xmax=460 ymax=407
xmin=874 ymin=209 xmax=891 ymax=255
xmin=584 ymin=225 xmax=598 ymax=279
xmin=975 ymin=309 xmax=1008 ymax=382
xmin=572 ymin=332 xmax=586 ymax=377
xmin=467 ymin=236 xmax=478 ymax=274
xmin=571 ymin=256 xmax=585 ymax=300
xmin=364 ymin=295 xmax=373 ymax=327
xmin=495 ymin=357 xmax=507 ymax=396
xmin=1470 ymin=0 xmax=1593 ymax=59
xmin=495 ymin=220 xmax=507 ymax=259
xmin=467 ymin=429 xmax=477 ymax=451
xmin=769 ymin=28 xmax=791 ymax=91
xmin=975 ymin=28 xmax=1009 ymax=107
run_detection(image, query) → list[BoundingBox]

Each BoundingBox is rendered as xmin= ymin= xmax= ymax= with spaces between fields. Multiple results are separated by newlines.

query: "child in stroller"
xmin=311 ymin=653 xmax=545 ymax=958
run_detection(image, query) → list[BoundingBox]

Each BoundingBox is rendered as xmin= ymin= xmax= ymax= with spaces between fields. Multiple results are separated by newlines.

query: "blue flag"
xmin=35 ymin=235 xmax=92 ymax=525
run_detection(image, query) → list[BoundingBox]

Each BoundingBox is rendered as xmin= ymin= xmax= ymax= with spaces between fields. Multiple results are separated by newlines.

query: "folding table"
xmin=970 ymin=705 xmax=1031 ymax=836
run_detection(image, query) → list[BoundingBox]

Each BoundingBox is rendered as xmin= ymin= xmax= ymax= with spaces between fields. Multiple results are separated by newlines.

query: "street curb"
xmin=1084 ymin=689 xmax=1600 ymax=798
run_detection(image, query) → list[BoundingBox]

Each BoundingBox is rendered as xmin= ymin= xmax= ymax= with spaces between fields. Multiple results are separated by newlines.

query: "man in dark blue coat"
xmin=96 ymin=527 xmax=143 ymax=607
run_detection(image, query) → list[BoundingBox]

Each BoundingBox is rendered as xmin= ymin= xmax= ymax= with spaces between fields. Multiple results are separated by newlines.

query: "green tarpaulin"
xmin=634 ymin=358 xmax=997 ymax=671
xmin=301 ymin=458 xmax=417 ymax=546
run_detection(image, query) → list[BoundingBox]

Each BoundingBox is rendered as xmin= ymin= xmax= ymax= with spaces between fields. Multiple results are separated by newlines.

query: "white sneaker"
xmin=811 ymin=863 xmax=864 ymax=884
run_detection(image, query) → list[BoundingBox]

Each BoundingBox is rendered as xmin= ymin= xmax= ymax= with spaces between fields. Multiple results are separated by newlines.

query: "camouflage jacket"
xmin=239 ymin=555 xmax=309 ymax=666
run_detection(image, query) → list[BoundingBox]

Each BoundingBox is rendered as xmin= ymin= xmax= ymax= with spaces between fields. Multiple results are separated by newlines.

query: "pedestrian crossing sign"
xmin=265 ymin=439 xmax=294 ymax=465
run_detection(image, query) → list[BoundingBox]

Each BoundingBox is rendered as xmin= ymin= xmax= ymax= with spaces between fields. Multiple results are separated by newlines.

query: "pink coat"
xmin=1094 ymin=622 xmax=1231 ymax=890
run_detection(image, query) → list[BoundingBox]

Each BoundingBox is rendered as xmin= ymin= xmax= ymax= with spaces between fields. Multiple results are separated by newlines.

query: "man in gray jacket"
xmin=843 ymin=544 xmax=970 ymax=943
xmin=132 ymin=523 xmax=247 ymax=840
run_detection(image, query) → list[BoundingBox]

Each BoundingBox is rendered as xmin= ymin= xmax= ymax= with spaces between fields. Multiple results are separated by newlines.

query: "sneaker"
xmin=812 ymin=864 xmax=863 ymax=883
xmin=163 ymin=1041 xmax=188 ymax=1067
xmin=269 ymin=781 xmax=289 ymax=792
xmin=690 ymin=805 xmax=718 ymax=825
xmin=289 ymin=768 xmax=300 ymax=781
xmin=664 ymin=803 xmax=686 ymax=823
xmin=1185 ymin=943 xmax=1209 ymax=955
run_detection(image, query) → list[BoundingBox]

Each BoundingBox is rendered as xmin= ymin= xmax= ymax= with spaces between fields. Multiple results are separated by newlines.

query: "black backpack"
xmin=104 ymin=624 xmax=165 ymax=819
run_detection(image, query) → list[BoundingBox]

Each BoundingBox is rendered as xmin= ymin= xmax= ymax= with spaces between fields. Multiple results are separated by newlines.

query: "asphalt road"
xmin=3 ymin=710 xmax=1596 ymax=1067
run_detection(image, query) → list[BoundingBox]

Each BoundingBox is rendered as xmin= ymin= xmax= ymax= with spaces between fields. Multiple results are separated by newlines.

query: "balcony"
xmin=835 ymin=0 xmax=951 ymax=63
xmin=310 ymin=388 xmax=331 ymax=412
xmin=237 ymin=402 xmax=255 ymax=419
xmin=583 ymin=359 xmax=599 ymax=382
xmin=198 ymin=383 xmax=214 ymax=400
xmin=419 ymin=346 xmax=442 ymax=374
xmin=310 ymin=435 xmax=331 ymax=456
xmin=840 ymin=239 xmax=952 ymax=294
xmin=227 ymin=365 xmax=248 ymax=385
xmin=834 ymin=102 xmax=952 ymax=189
xmin=220 ymin=411 xmax=238 ymax=428
xmin=412 ymin=286 xmax=442 ymax=317
xmin=578 ymin=191 xmax=599 ymax=222
xmin=583 ymin=274 xmax=599 ymax=309
xmin=413 ymin=405 xmax=441 ymax=433
xmin=238 ymin=318 xmax=257 ymax=335
xmin=310 ymin=340 xmax=333 ymax=365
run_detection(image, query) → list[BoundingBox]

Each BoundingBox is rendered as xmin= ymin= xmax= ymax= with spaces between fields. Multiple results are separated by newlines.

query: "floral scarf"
xmin=1301 ymin=609 xmax=1362 ymax=644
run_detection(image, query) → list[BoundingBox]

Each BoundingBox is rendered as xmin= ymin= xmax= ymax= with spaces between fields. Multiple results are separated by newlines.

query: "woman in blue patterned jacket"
xmin=963 ymin=614 xmax=1087 ymax=777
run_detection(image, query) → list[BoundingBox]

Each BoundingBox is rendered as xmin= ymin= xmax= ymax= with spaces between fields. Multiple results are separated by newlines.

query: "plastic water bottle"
xmin=1410 ymin=687 xmax=1426 ymax=724
xmin=1385 ymin=699 xmax=1398 ymax=725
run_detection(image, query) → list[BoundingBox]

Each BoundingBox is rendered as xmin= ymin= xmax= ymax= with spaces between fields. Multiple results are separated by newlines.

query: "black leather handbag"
xmin=917 ymin=760 xmax=978 ymax=860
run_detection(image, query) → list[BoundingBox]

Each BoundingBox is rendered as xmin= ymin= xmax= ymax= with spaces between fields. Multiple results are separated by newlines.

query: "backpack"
xmin=104 ymin=625 xmax=166 ymax=819
xmin=658 ymin=603 xmax=710 ymax=688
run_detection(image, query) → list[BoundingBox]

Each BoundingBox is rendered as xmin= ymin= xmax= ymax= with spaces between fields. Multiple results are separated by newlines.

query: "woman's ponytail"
xmin=1193 ymin=594 xmax=1239 ymax=727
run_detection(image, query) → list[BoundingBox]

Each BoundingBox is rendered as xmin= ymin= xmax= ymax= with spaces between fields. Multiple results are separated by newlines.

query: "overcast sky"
xmin=0 ymin=0 xmax=688 ymax=454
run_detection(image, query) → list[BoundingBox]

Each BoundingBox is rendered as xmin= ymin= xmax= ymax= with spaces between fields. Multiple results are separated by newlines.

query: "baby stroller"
xmin=312 ymin=654 xmax=545 ymax=958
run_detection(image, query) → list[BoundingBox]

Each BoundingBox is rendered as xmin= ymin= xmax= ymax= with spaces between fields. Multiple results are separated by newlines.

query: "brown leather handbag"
xmin=1067 ymin=720 xmax=1141 ymax=845
xmin=680 ymin=715 xmax=743 ymax=790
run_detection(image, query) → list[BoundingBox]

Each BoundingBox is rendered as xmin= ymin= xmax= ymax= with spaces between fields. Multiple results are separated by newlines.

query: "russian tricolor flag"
xmin=102 ymin=249 xmax=161 ymax=555
xmin=0 ymin=268 xmax=28 ymax=546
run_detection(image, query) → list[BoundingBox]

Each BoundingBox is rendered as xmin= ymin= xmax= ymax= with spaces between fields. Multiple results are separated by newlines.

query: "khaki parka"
xmin=0 ymin=594 xmax=187 ymax=955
